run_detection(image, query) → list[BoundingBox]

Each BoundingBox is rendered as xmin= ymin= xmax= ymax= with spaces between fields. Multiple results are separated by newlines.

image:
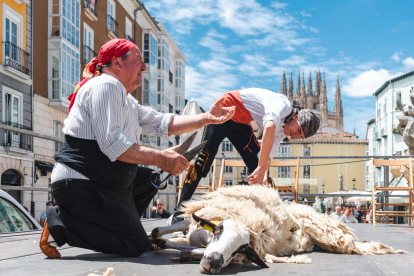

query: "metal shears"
xmin=150 ymin=132 xmax=207 ymax=190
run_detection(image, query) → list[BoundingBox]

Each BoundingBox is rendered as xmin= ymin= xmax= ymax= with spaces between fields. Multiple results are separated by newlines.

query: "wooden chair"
xmin=269 ymin=158 xmax=300 ymax=203
xmin=177 ymin=160 xmax=217 ymax=203
xmin=371 ymin=158 xmax=414 ymax=226
xmin=217 ymin=160 xmax=248 ymax=189
xmin=217 ymin=158 xmax=300 ymax=203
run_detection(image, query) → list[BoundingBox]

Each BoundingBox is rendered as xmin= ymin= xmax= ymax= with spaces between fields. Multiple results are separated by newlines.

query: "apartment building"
xmin=0 ymin=0 xmax=34 ymax=212
xmin=31 ymin=0 xmax=186 ymax=219
xmin=365 ymin=70 xmax=414 ymax=190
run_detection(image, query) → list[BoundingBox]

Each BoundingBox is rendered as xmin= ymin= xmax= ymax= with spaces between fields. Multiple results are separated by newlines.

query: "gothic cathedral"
xmin=280 ymin=70 xmax=344 ymax=131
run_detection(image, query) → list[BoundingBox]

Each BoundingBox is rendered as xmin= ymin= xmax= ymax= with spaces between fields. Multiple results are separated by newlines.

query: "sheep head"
xmin=192 ymin=214 xmax=268 ymax=274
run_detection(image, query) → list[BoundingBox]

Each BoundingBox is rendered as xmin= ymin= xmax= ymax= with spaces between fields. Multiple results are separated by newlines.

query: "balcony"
xmin=107 ymin=15 xmax=118 ymax=39
xmin=1 ymin=121 xmax=32 ymax=152
xmin=381 ymin=128 xmax=387 ymax=137
xmin=83 ymin=45 xmax=97 ymax=65
xmin=374 ymin=131 xmax=381 ymax=140
xmin=3 ymin=42 xmax=31 ymax=77
xmin=84 ymin=0 xmax=98 ymax=21
xmin=125 ymin=35 xmax=134 ymax=43
xmin=169 ymin=71 xmax=173 ymax=84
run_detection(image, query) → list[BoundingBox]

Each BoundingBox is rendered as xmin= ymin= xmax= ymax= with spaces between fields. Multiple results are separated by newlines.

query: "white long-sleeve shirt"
xmin=51 ymin=73 xmax=174 ymax=183
xmin=239 ymin=88 xmax=292 ymax=159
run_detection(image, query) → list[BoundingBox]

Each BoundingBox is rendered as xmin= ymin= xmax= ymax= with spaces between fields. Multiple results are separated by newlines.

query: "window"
xmin=83 ymin=23 xmax=94 ymax=64
xmin=54 ymin=121 xmax=62 ymax=154
xmin=303 ymin=165 xmax=310 ymax=178
xmin=277 ymin=146 xmax=291 ymax=178
xmin=107 ymin=0 xmax=115 ymax=18
xmin=224 ymin=166 xmax=233 ymax=173
xmin=224 ymin=179 xmax=233 ymax=186
xmin=61 ymin=0 xmax=80 ymax=48
xmin=2 ymin=87 xmax=24 ymax=149
xmin=303 ymin=145 xmax=311 ymax=156
xmin=241 ymin=167 xmax=249 ymax=178
xmin=143 ymin=34 xmax=149 ymax=63
xmin=303 ymin=183 xmax=311 ymax=194
xmin=396 ymin=92 xmax=402 ymax=103
xmin=383 ymin=99 xmax=387 ymax=115
xmin=0 ymin=197 xmax=34 ymax=233
xmin=221 ymin=140 xmax=234 ymax=152
xmin=125 ymin=17 xmax=132 ymax=39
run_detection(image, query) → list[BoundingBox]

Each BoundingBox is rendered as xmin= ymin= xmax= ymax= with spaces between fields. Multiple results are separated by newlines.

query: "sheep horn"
xmin=244 ymin=246 xmax=269 ymax=268
xmin=192 ymin=213 xmax=217 ymax=232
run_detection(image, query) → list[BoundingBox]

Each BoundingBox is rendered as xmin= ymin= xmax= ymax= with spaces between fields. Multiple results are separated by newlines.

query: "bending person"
xmin=39 ymin=39 xmax=235 ymax=259
xmin=173 ymin=89 xmax=320 ymax=222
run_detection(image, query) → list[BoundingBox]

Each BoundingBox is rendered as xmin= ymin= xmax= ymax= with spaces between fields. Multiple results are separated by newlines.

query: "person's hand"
xmin=205 ymin=96 xmax=236 ymax=125
xmin=248 ymin=166 xmax=267 ymax=185
xmin=158 ymin=145 xmax=190 ymax=176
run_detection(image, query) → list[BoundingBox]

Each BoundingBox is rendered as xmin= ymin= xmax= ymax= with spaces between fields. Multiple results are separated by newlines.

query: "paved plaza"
xmin=1 ymin=219 xmax=414 ymax=276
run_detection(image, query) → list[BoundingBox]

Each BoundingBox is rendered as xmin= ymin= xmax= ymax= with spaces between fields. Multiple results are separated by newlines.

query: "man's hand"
xmin=158 ymin=145 xmax=190 ymax=176
xmin=205 ymin=96 xmax=236 ymax=125
xmin=247 ymin=165 xmax=267 ymax=185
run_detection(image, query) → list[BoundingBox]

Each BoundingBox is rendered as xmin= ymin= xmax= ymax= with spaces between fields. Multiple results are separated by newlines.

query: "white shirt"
xmin=239 ymin=88 xmax=292 ymax=160
xmin=51 ymin=73 xmax=174 ymax=182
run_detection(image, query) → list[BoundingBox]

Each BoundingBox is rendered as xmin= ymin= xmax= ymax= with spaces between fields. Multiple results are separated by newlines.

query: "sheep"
xmin=151 ymin=185 xmax=407 ymax=274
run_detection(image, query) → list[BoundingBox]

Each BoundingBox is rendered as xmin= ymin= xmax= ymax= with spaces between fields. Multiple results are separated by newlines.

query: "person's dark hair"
xmin=100 ymin=50 xmax=131 ymax=69
xmin=327 ymin=207 xmax=332 ymax=212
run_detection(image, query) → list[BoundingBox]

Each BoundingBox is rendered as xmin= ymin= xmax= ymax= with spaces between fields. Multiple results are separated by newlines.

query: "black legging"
xmin=177 ymin=119 xmax=261 ymax=207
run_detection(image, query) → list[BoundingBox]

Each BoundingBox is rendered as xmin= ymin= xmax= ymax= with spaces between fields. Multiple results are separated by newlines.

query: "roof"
xmin=284 ymin=132 xmax=368 ymax=144
xmin=373 ymin=69 xmax=414 ymax=96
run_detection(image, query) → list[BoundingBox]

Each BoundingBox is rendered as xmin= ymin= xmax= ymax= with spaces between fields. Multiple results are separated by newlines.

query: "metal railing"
xmin=3 ymin=42 xmax=30 ymax=76
xmin=125 ymin=35 xmax=134 ymax=42
xmin=107 ymin=15 xmax=118 ymax=37
xmin=84 ymin=0 xmax=98 ymax=17
xmin=83 ymin=45 xmax=97 ymax=64
xmin=1 ymin=121 xmax=32 ymax=151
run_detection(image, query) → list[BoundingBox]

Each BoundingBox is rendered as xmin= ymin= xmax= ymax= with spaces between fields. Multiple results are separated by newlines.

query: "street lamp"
xmin=322 ymin=181 xmax=325 ymax=198
xmin=352 ymin=178 xmax=356 ymax=190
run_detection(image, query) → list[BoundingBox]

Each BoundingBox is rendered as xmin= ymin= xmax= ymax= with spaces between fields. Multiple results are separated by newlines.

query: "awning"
xmin=35 ymin=161 xmax=54 ymax=173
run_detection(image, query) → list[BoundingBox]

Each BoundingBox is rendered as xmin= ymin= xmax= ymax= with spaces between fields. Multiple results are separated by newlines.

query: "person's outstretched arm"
xmin=168 ymin=96 xmax=236 ymax=135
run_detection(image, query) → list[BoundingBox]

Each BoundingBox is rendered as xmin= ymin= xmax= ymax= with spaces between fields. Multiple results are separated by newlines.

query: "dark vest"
xmin=54 ymin=135 xmax=138 ymax=191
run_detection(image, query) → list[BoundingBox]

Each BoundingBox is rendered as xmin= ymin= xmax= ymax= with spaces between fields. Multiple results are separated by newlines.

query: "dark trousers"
xmin=48 ymin=167 xmax=157 ymax=257
xmin=178 ymin=120 xmax=261 ymax=207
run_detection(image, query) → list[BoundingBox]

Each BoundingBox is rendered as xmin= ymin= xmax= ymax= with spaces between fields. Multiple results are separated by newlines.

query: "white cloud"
xmin=185 ymin=65 xmax=239 ymax=109
xmin=271 ymin=2 xmax=288 ymax=9
xmin=403 ymin=57 xmax=414 ymax=70
xmin=278 ymin=55 xmax=306 ymax=66
xmin=300 ymin=10 xmax=311 ymax=17
xmin=342 ymin=69 xmax=396 ymax=98
xmin=391 ymin=51 xmax=403 ymax=62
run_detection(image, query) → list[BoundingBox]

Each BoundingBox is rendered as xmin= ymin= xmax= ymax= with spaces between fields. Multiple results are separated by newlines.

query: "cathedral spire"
xmin=280 ymin=71 xmax=287 ymax=96
xmin=296 ymin=69 xmax=301 ymax=96
xmin=301 ymin=72 xmax=307 ymax=108
xmin=307 ymin=70 xmax=313 ymax=96
xmin=319 ymin=72 xmax=328 ymax=127
xmin=315 ymin=71 xmax=321 ymax=98
xmin=334 ymin=75 xmax=344 ymax=130
xmin=287 ymin=72 xmax=293 ymax=99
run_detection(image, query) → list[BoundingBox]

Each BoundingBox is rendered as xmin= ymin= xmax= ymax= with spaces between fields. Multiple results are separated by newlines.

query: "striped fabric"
xmin=51 ymin=73 xmax=174 ymax=183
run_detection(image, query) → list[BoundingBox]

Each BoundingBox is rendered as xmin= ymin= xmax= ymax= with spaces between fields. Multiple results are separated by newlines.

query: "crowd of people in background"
xmin=326 ymin=204 xmax=384 ymax=224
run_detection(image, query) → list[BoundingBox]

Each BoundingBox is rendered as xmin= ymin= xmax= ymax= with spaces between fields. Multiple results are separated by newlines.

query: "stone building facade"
xmin=280 ymin=71 xmax=344 ymax=131
xmin=0 ymin=0 xmax=34 ymax=214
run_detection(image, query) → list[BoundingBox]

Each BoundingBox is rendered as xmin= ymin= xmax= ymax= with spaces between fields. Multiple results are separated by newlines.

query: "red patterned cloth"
xmin=67 ymin=39 xmax=135 ymax=112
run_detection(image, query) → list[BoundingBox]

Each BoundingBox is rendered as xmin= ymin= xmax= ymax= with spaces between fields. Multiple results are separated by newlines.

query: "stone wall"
xmin=32 ymin=93 xmax=67 ymax=220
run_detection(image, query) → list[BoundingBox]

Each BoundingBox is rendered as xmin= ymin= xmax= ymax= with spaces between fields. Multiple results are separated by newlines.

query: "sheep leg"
xmin=156 ymin=237 xmax=190 ymax=250
xmin=151 ymin=219 xmax=191 ymax=239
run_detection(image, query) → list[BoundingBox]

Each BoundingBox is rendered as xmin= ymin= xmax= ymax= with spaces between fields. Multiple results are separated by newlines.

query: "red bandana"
xmin=67 ymin=39 xmax=135 ymax=112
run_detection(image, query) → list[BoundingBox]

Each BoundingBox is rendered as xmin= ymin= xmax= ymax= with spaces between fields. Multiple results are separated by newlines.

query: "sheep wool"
xmin=180 ymin=185 xmax=407 ymax=263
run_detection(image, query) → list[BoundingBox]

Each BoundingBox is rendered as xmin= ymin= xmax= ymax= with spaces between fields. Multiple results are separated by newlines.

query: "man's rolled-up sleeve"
xmin=89 ymin=83 xmax=135 ymax=162
xmin=137 ymin=104 xmax=174 ymax=137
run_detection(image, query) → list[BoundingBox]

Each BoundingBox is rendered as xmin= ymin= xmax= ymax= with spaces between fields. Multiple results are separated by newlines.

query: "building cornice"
xmin=373 ymin=69 xmax=414 ymax=96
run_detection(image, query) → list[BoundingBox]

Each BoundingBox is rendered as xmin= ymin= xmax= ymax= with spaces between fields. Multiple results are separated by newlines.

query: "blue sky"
xmin=146 ymin=0 xmax=414 ymax=138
